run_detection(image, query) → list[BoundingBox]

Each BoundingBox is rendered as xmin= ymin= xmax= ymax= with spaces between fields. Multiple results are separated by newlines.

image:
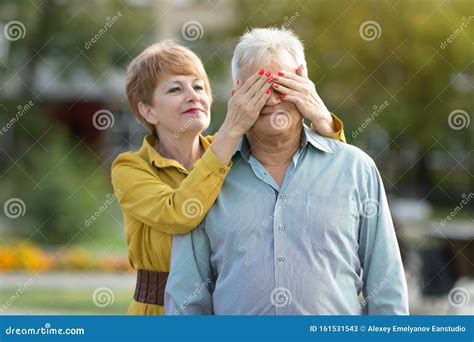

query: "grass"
xmin=0 ymin=288 xmax=133 ymax=315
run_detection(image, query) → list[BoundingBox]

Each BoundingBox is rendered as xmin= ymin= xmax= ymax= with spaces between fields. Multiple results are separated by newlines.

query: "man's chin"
xmin=249 ymin=115 xmax=291 ymax=137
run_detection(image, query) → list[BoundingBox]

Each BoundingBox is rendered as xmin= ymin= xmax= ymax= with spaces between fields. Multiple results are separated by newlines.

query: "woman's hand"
xmin=271 ymin=65 xmax=337 ymax=135
xmin=221 ymin=70 xmax=272 ymax=137
xmin=211 ymin=70 xmax=271 ymax=164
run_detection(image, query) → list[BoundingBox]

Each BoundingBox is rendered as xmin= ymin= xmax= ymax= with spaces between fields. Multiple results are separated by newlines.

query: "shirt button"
xmin=278 ymin=194 xmax=284 ymax=199
xmin=279 ymin=225 xmax=285 ymax=231
xmin=219 ymin=168 xmax=226 ymax=173
xmin=278 ymin=256 xmax=285 ymax=262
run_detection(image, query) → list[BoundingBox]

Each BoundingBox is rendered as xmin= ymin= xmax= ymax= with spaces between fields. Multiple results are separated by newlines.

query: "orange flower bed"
xmin=0 ymin=242 xmax=131 ymax=272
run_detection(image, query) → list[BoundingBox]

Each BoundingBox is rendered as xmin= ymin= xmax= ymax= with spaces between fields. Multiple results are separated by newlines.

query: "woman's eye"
xmin=168 ymin=87 xmax=180 ymax=93
xmin=194 ymin=85 xmax=204 ymax=90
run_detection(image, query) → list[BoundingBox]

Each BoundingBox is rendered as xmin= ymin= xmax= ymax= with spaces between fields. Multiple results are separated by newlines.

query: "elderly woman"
xmin=111 ymin=39 xmax=346 ymax=315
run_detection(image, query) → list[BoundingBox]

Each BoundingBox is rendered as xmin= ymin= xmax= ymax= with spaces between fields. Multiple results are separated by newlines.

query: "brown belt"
xmin=133 ymin=269 xmax=169 ymax=306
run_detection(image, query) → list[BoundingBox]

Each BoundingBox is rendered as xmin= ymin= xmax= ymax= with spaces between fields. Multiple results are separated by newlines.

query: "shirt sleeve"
xmin=111 ymin=146 xmax=231 ymax=235
xmin=358 ymin=160 xmax=409 ymax=315
xmin=311 ymin=112 xmax=347 ymax=143
xmin=165 ymin=225 xmax=214 ymax=315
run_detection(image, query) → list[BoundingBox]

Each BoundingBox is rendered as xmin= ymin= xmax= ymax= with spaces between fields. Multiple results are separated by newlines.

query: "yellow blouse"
xmin=111 ymin=114 xmax=346 ymax=315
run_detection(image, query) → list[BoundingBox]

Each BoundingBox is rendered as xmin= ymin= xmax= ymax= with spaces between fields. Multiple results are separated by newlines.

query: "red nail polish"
xmin=265 ymin=88 xmax=271 ymax=94
xmin=273 ymin=76 xmax=278 ymax=81
xmin=273 ymin=83 xmax=279 ymax=88
xmin=258 ymin=68 xmax=265 ymax=75
xmin=267 ymin=78 xmax=273 ymax=83
xmin=265 ymin=70 xmax=272 ymax=77
xmin=280 ymin=94 xmax=286 ymax=99
xmin=278 ymin=71 xmax=284 ymax=76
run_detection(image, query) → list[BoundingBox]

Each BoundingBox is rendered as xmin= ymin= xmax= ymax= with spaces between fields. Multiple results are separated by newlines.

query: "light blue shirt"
xmin=165 ymin=125 xmax=409 ymax=315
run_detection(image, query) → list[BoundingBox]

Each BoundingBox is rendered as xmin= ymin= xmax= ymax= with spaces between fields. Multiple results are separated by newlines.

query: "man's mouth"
xmin=260 ymin=109 xmax=286 ymax=116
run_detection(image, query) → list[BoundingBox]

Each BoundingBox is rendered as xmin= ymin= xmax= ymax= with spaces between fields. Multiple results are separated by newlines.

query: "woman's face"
xmin=141 ymin=73 xmax=211 ymax=138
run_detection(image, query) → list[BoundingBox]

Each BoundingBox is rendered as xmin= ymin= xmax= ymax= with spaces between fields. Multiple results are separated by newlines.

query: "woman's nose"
xmin=185 ymin=87 xmax=200 ymax=102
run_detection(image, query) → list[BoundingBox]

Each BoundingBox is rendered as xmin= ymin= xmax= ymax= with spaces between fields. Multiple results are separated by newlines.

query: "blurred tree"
xmin=0 ymin=0 xmax=153 ymax=245
xmin=0 ymin=0 xmax=155 ymax=98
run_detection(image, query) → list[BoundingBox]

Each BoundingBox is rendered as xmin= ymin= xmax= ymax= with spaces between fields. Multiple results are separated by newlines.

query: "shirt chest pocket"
xmin=306 ymin=194 xmax=360 ymax=252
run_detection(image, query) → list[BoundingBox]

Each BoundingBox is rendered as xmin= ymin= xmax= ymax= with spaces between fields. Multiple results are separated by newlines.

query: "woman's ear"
xmin=138 ymin=101 xmax=159 ymax=125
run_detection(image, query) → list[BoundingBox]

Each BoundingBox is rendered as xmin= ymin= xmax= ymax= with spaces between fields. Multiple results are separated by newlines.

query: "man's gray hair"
xmin=231 ymin=27 xmax=307 ymax=82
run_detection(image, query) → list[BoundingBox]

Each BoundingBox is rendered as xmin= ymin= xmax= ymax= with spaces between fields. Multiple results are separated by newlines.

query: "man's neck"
xmin=246 ymin=128 xmax=302 ymax=168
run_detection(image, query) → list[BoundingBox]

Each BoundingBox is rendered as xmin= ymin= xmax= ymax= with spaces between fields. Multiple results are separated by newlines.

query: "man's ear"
xmin=297 ymin=64 xmax=308 ymax=78
xmin=137 ymin=101 xmax=159 ymax=125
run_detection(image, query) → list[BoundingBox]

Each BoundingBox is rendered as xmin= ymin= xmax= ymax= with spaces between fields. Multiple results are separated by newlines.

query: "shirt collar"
xmin=235 ymin=124 xmax=333 ymax=162
xmin=138 ymin=134 xmax=211 ymax=171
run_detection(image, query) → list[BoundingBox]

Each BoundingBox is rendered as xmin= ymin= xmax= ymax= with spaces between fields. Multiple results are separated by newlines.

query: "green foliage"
xmin=0 ymin=103 xmax=120 ymax=245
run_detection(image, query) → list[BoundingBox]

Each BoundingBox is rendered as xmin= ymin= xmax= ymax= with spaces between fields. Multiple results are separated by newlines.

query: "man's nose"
xmin=265 ymin=88 xmax=281 ymax=106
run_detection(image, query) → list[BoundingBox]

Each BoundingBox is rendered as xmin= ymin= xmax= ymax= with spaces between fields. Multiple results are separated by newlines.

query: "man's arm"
xmin=358 ymin=160 xmax=409 ymax=315
xmin=165 ymin=224 xmax=214 ymax=315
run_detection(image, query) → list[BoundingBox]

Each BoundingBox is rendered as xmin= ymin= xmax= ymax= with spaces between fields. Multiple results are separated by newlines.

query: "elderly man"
xmin=165 ymin=27 xmax=409 ymax=315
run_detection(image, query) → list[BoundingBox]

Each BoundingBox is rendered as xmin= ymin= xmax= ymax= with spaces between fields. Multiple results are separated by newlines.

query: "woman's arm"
xmin=111 ymin=147 xmax=229 ymax=235
xmin=111 ymin=71 xmax=273 ymax=235
xmin=311 ymin=112 xmax=346 ymax=143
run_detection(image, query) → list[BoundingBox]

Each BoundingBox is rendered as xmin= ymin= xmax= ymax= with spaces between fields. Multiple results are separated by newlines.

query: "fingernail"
xmin=258 ymin=68 xmax=265 ymax=75
xmin=273 ymin=83 xmax=279 ymax=88
xmin=267 ymin=78 xmax=273 ymax=83
xmin=265 ymin=70 xmax=272 ymax=77
xmin=278 ymin=71 xmax=284 ymax=76
xmin=237 ymin=79 xmax=241 ymax=86
xmin=280 ymin=94 xmax=286 ymax=99
xmin=265 ymin=88 xmax=271 ymax=94
xmin=272 ymin=76 xmax=279 ymax=81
